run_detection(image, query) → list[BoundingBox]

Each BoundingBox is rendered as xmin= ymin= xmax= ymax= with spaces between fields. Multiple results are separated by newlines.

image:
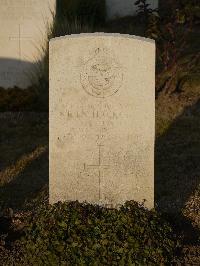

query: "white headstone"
xmin=49 ymin=33 xmax=155 ymax=209
xmin=106 ymin=0 xmax=158 ymax=20
xmin=0 ymin=0 xmax=56 ymax=88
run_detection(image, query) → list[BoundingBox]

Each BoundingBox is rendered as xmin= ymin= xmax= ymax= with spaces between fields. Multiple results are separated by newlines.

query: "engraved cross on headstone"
xmin=9 ymin=24 xmax=33 ymax=61
xmin=84 ymin=144 xmax=110 ymax=200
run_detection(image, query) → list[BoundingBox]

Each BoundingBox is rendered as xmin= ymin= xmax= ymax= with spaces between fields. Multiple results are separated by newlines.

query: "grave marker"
xmin=9 ymin=24 xmax=33 ymax=62
xmin=0 ymin=0 xmax=56 ymax=88
xmin=49 ymin=33 xmax=155 ymax=209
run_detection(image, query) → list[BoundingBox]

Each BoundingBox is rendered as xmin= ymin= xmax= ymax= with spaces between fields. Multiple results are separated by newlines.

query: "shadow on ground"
xmin=0 ymin=112 xmax=48 ymax=211
xmin=0 ymin=97 xmax=200 ymax=216
xmin=155 ymin=98 xmax=200 ymax=214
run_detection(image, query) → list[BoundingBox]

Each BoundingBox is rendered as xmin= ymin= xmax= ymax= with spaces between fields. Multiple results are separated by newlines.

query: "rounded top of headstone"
xmin=49 ymin=33 xmax=155 ymax=45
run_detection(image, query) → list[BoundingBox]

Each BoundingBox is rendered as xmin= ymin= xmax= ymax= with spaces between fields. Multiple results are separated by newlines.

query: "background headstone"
xmin=106 ymin=0 xmax=159 ymax=20
xmin=0 ymin=0 xmax=56 ymax=88
xmin=49 ymin=33 xmax=155 ymax=209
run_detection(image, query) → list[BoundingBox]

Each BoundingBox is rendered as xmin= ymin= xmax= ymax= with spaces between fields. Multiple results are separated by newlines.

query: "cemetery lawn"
xmin=156 ymin=78 xmax=200 ymax=263
xmin=0 ymin=78 xmax=199 ymax=264
xmin=0 ymin=112 xmax=48 ymax=210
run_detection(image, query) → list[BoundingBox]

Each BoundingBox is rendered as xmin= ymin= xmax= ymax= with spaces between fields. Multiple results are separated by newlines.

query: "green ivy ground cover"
xmin=7 ymin=201 xmax=179 ymax=266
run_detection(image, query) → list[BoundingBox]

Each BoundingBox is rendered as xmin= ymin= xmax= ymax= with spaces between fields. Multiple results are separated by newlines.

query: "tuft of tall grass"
xmin=30 ymin=1 xmax=105 ymax=111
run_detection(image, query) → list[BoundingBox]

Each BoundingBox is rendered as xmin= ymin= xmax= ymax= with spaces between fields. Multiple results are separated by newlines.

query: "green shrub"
xmin=15 ymin=201 xmax=178 ymax=265
xmin=0 ymin=87 xmax=39 ymax=112
xmin=57 ymin=0 xmax=106 ymax=27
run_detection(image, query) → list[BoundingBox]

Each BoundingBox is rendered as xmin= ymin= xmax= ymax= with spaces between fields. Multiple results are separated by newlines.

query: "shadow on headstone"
xmin=0 ymin=58 xmax=39 ymax=89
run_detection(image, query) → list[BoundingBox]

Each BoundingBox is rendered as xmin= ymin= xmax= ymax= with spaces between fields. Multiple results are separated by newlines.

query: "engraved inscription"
xmin=84 ymin=145 xmax=110 ymax=200
xmin=66 ymin=109 xmax=120 ymax=119
xmin=80 ymin=48 xmax=123 ymax=98
xmin=65 ymin=103 xmax=122 ymax=120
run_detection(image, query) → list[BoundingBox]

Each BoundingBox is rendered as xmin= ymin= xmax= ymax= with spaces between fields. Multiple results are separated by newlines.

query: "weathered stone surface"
xmin=49 ymin=33 xmax=155 ymax=209
xmin=106 ymin=0 xmax=158 ymax=20
xmin=0 ymin=0 xmax=56 ymax=88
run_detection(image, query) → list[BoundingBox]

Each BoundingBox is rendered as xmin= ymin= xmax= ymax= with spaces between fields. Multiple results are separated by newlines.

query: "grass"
xmin=0 ymin=78 xmax=199 ymax=215
xmin=1 ymin=94 xmax=200 ymax=263
xmin=1 ymin=69 xmax=199 ymax=265
xmin=156 ymin=95 xmax=200 ymax=216
xmin=0 ymin=113 xmax=48 ymax=211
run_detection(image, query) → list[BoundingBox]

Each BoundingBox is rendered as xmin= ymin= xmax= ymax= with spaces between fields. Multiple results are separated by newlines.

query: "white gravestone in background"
xmin=106 ymin=0 xmax=158 ymax=20
xmin=49 ymin=33 xmax=155 ymax=209
xmin=0 ymin=0 xmax=56 ymax=88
